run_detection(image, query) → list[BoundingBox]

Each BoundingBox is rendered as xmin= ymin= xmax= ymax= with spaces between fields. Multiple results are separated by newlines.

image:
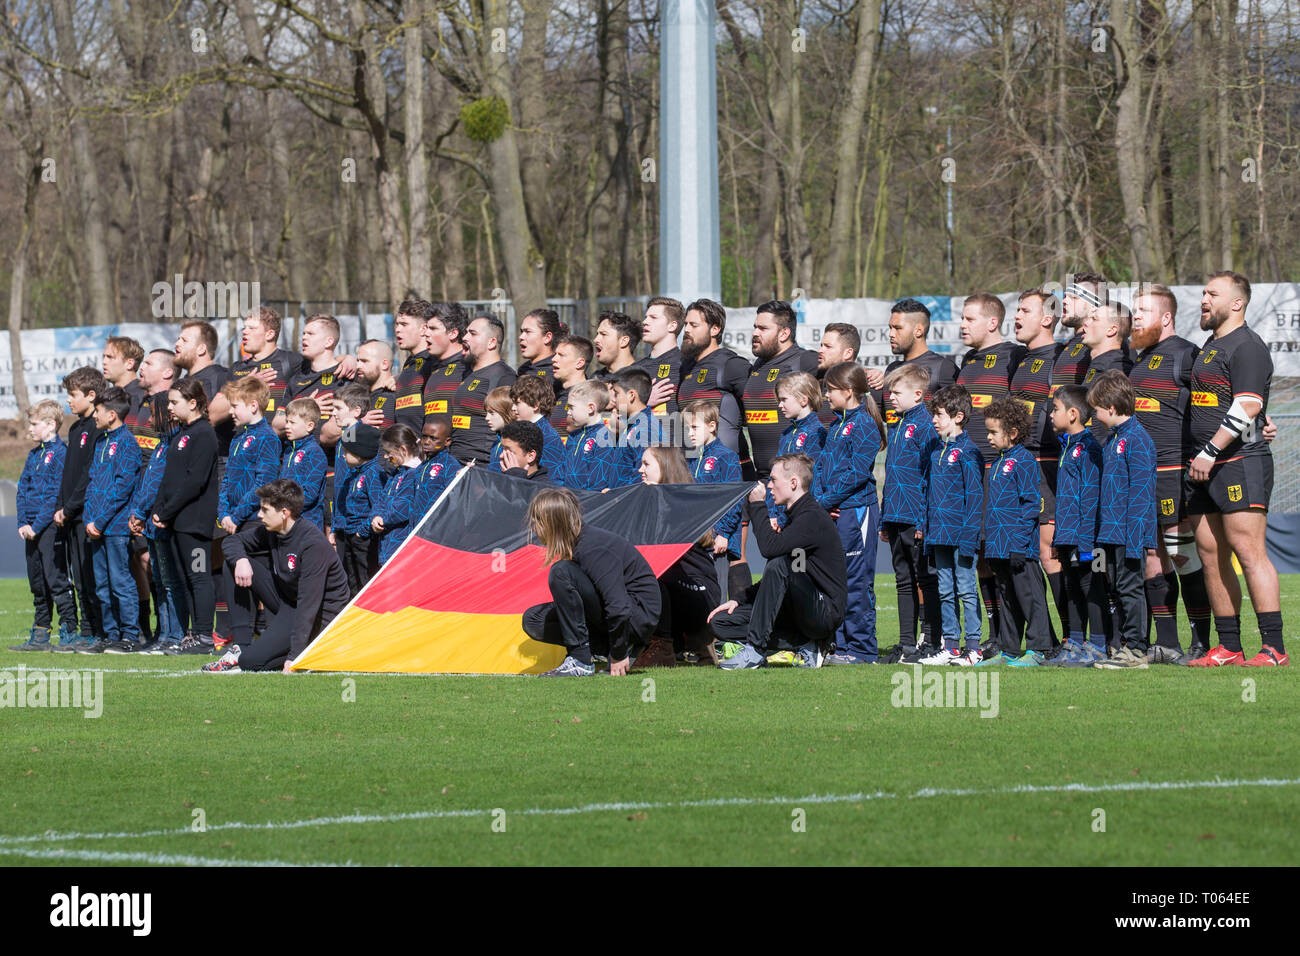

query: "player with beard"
xmin=1079 ymin=303 xmax=1135 ymax=445
xmin=516 ymin=308 xmax=564 ymax=396
xmin=550 ymin=335 xmax=592 ymax=434
xmin=742 ymin=300 xmax=820 ymax=479
xmin=450 ymin=315 xmax=518 ymax=464
xmin=591 ymin=311 xmax=640 ymax=381
xmin=174 ymin=321 xmax=233 ymax=455
xmin=1008 ymin=288 xmax=1065 ymax=648
xmin=420 ymin=301 xmax=470 ymax=427
xmin=1051 ymin=273 xmax=1105 ymax=393
xmin=1185 ymin=271 xmax=1285 ymax=667
xmin=637 ymin=296 xmax=685 ymax=421
xmin=674 ymin=298 xmax=750 ymax=454
xmin=392 ymin=298 xmax=436 ymax=429
xmin=1128 ymin=283 xmax=1212 ymax=662
xmin=956 ymin=292 xmax=1025 ymax=635
xmin=815 ymin=323 xmax=860 ymax=427
xmin=870 ymin=299 xmax=958 ymax=430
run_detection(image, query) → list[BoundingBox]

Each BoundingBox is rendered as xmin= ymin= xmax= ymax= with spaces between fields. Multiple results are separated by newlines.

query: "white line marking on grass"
xmin=0 ymin=846 xmax=356 ymax=866
xmin=2 ymin=776 xmax=1295 ymax=851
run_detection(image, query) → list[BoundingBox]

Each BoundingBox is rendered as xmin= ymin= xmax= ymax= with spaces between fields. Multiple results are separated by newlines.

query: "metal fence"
xmin=1269 ymin=413 xmax=1300 ymax=513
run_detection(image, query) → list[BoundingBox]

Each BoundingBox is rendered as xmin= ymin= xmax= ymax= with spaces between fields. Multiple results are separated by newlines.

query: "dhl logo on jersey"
xmin=424 ymin=400 xmax=448 ymax=414
xmin=1134 ymin=397 xmax=1161 ymax=412
xmin=1191 ymin=392 xmax=1218 ymax=407
xmin=1017 ymin=398 xmax=1035 ymax=410
xmin=746 ymin=410 xmax=779 ymax=424
xmin=396 ymin=395 xmax=419 ymax=409
xmin=969 ymin=394 xmax=992 ymax=407
xmin=451 ymin=415 xmax=472 ymax=429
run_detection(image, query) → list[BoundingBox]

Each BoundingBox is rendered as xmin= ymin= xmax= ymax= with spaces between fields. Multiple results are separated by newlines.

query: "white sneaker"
xmin=201 ymin=648 xmax=242 ymax=673
xmin=950 ymin=648 xmax=982 ymax=666
xmin=793 ymin=643 xmax=824 ymax=669
xmin=920 ymin=647 xmax=958 ymax=665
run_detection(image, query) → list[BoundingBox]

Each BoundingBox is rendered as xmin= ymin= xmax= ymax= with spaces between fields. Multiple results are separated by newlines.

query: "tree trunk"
xmin=405 ymin=2 xmax=431 ymax=299
xmin=1114 ymin=5 xmax=1160 ymax=279
xmin=818 ymin=0 xmax=880 ymax=297
xmin=8 ymin=154 xmax=41 ymax=417
xmin=50 ymin=0 xmax=114 ymax=326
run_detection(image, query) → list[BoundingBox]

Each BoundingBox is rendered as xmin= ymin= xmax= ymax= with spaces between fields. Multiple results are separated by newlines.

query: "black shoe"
xmin=898 ymin=644 xmax=928 ymax=664
xmin=165 ymin=634 xmax=213 ymax=655
xmin=1184 ymin=641 xmax=1208 ymax=664
xmin=103 ymin=639 xmax=143 ymax=654
xmin=76 ymin=638 xmax=112 ymax=654
xmin=880 ymin=644 xmax=904 ymax=664
xmin=9 ymin=627 xmax=53 ymax=651
xmin=136 ymin=639 xmax=173 ymax=655
xmin=1147 ymin=645 xmax=1186 ymax=665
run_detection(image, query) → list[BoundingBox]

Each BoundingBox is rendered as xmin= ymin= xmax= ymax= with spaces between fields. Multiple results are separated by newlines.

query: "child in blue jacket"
xmin=371 ymin=424 xmax=425 ymax=565
xmin=10 ymin=401 xmax=77 ymax=651
xmin=1088 ymin=371 xmax=1158 ymax=669
xmin=336 ymin=424 xmax=387 ymax=595
xmin=560 ymin=381 xmax=622 ymax=491
xmin=767 ymin=372 xmax=826 ymax=527
xmin=128 ymin=416 xmax=187 ymax=651
xmin=919 ymin=385 xmax=985 ymax=664
xmin=812 ymin=362 xmax=885 ymax=664
xmin=218 ymin=377 xmax=282 ymax=534
xmin=83 ymin=387 xmax=144 ymax=651
xmin=1046 ymin=385 xmax=1110 ymax=666
xmin=682 ymin=400 xmax=743 ymax=559
xmin=280 ymin=398 xmax=329 ymax=530
xmin=881 ymin=363 xmax=943 ymax=661
xmin=977 ymin=396 xmax=1052 ymax=666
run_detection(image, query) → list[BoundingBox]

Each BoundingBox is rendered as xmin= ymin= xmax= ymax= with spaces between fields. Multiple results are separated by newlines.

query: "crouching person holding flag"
xmin=522 ymin=488 xmax=661 ymax=677
xmin=204 ymin=479 xmax=350 ymax=673
xmin=708 ymin=453 xmax=847 ymax=669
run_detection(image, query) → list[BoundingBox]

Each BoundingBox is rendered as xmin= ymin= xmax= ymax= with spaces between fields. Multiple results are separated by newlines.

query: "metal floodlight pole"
xmin=659 ymin=0 xmax=722 ymax=304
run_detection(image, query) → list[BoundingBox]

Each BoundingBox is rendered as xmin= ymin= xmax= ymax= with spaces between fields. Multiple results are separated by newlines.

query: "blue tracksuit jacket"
xmin=983 ymin=443 xmax=1041 ymax=559
xmin=690 ymin=438 xmax=743 ymax=542
xmin=85 ymin=424 xmax=142 ymax=535
xmin=413 ymin=450 xmax=462 ymax=523
xmin=812 ymin=404 xmax=880 ymax=511
xmin=220 ymin=418 xmax=281 ymax=525
xmin=337 ymin=457 xmax=387 ymax=536
xmin=882 ymin=403 xmax=941 ymax=526
xmin=129 ymin=432 xmax=172 ymax=541
xmin=923 ymin=430 xmax=984 ymax=557
xmin=562 ymin=422 xmax=622 ymax=491
xmin=1096 ymin=416 xmax=1158 ymax=560
xmin=280 ymin=434 xmax=328 ymax=530
xmin=1052 ymin=429 xmax=1103 ymax=554
xmin=18 ymin=439 xmax=66 ymax=535
xmin=766 ymin=413 xmax=827 ymax=526
xmin=373 ymin=463 xmax=421 ymax=565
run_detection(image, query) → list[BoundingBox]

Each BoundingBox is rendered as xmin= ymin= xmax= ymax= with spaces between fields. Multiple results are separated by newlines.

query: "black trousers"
xmin=1103 ymin=545 xmax=1148 ymax=652
xmin=171 ymin=529 xmax=216 ymax=637
xmin=225 ymin=521 xmax=272 ymax=647
xmin=62 ymin=521 xmax=100 ymax=635
xmin=988 ymin=557 xmax=1052 ymax=653
xmin=1056 ymin=545 xmax=1111 ymax=645
xmin=886 ymin=523 xmax=941 ymax=647
xmin=229 ymin=557 xmax=328 ymax=671
xmin=522 ymin=560 xmax=657 ymax=665
xmin=337 ymin=532 xmax=379 ymax=598
xmin=27 ymin=524 xmax=76 ymax=631
xmin=657 ymin=552 xmax=721 ymax=654
xmin=709 ymin=553 xmax=839 ymax=652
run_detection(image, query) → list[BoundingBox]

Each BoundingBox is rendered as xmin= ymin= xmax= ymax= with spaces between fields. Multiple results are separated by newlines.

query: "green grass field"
xmin=0 ymin=576 xmax=1297 ymax=866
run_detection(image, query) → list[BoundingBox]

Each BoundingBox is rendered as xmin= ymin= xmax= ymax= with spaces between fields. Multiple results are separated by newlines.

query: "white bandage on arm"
xmin=1220 ymin=395 xmax=1255 ymax=440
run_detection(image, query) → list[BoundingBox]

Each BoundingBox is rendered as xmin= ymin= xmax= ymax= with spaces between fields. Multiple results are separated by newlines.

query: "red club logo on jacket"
xmin=583 ymin=438 xmax=595 ymax=453
xmin=1002 ymin=459 xmax=1015 ymax=474
xmin=178 ymin=436 xmax=190 ymax=450
xmin=286 ymin=554 xmax=297 ymax=571
xmin=108 ymin=442 xmax=118 ymax=457
xmin=703 ymin=457 xmax=717 ymax=473
xmin=79 ymin=434 xmax=88 ymax=447
xmin=294 ymin=450 xmax=304 ymax=464
xmin=243 ymin=436 xmax=254 ymax=450
xmin=795 ymin=432 xmax=807 ymax=448
xmin=842 ymin=421 xmax=855 ymax=436
xmin=1116 ymin=438 xmax=1127 ymax=455
xmin=44 ymin=452 xmax=53 ymax=465
xmin=947 ymin=448 xmax=961 ymax=464
xmin=429 ymin=464 xmax=443 ymax=478
xmin=354 ymin=475 xmax=365 ymax=491
xmin=905 ymin=424 xmax=916 ymax=439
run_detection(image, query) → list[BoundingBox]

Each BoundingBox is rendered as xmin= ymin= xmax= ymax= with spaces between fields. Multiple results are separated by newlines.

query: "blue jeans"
xmin=148 ymin=532 xmax=188 ymax=643
xmin=833 ymin=501 xmax=880 ymax=661
xmin=91 ymin=534 xmax=138 ymax=642
xmin=932 ymin=545 xmax=981 ymax=649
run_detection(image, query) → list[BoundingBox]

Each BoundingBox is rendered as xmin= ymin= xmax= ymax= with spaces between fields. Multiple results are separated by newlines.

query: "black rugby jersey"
xmin=394 ymin=351 xmax=434 ymax=429
xmin=231 ymin=348 xmax=303 ymax=417
xmin=633 ymin=346 xmax=683 ymax=418
xmin=956 ymin=341 xmax=1024 ymax=462
xmin=742 ymin=345 xmax=819 ymax=475
xmin=422 ymin=353 xmax=469 ymax=424
xmin=1050 ymin=334 xmax=1090 ymax=394
xmin=875 ymin=350 xmax=959 ymax=429
xmin=1008 ymin=342 xmax=1062 ymax=455
xmin=1130 ymin=336 xmax=1198 ymax=467
xmin=450 ymin=359 xmax=517 ymax=464
xmin=1081 ymin=347 xmax=1135 ymax=445
xmin=1188 ymin=325 xmax=1271 ymax=459
xmin=676 ymin=346 xmax=749 ymax=454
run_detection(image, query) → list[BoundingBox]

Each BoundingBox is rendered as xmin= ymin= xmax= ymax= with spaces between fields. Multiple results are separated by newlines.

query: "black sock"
xmin=1257 ymin=610 xmax=1284 ymax=655
xmin=1215 ymin=615 xmax=1242 ymax=653
xmin=980 ymin=576 xmax=1000 ymax=637
xmin=1180 ymin=569 xmax=1213 ymax=647
xmin=1145 ymin=574 xmax=1181 ymax=650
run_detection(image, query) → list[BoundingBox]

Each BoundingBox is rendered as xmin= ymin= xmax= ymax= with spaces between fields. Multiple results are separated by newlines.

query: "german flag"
xmin=291 ymin=466 xmax=750 ymax=674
